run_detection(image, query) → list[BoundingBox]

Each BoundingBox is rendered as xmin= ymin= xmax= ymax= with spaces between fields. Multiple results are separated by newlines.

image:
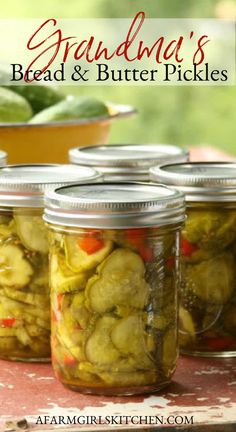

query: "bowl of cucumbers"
xmin=0 ymin=85 xmax=135 ymax=164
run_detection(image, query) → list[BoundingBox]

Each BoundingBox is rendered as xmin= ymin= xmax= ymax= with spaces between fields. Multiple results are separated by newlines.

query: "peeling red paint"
xmin=0 ymin=356 xmax=236 ymax=429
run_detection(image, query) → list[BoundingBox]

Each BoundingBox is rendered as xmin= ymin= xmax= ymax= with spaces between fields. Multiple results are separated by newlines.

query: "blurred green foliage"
xmin=2 ymin=0 xmax=236 ymax=154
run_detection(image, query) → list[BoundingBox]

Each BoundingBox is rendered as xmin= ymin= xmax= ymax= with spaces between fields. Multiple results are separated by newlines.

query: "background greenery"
xmin=2 ymin=0 xmax=236 ymax=154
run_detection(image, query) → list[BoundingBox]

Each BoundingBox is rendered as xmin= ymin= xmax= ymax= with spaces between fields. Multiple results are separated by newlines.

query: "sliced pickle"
xmin=185 ymin=252 xmax=234 ymax=304
xmin=85 ymin=248 xmax=149 ymax=313
xmin=81 ymin=361 xmax=157 ymax=386
xmin=74 ymin=369 xmax=98 ymax=383
xmin=14 ymin=213 xmax=48 ymax=254
xmin=0 ymin=223 xmax=14 ymax=240
xmin=179 ymin=307 xmax=196 ymax=348
xmin=111 ymin=314 xmax=154 ymax=369
xmin=184 ymin=210 xmax=236 ymax=251
xmin=26 ymin=324 xmax=49 ymax=338
xmin=0 ymin=294 xmax=50 ymax=321
xmin=0 ymin=244 xmax=33 ymax=287
xmin=30 ymin=256 xmax=48 ymax=289
xmin=70 ymin=292 xmax=92 ymax=329
xmin=50 ymin=254 xmax=89 ymax=293
xmin=30 ymin=339 xmax=50 ymax=355
xmin=3 ymin=287 xmax=48 ymax=307
xmin=65 ymin=235 xmax=113 ymax=272
xmin=162 ymin=328 xmax=178 ymax=373
xmin=15 ymin=327 xmax=33 ymax=346
xmin=98 ymin=248 xmax=145 ymax=275
xmin=97 ymin=370 xmax=156 ymax=386
xmin=0 ymin=327 xmax=18 ymax=337
xmin=111 ymin=315 xmax=145 ymax=356
xmin=0 ymin=215 xmax=11 ymax=225
xmin=36 ymin=317 xmax=50 ymax=331
xmin=179 ymin=307 xmax=195 ymax=336
xmin=56 ymin=322 xmax=86 ymax=362
xmin=0 ymin=336 xmax=18 ymax=352
xmin=85 ymin=316 xmax=121 ymax=366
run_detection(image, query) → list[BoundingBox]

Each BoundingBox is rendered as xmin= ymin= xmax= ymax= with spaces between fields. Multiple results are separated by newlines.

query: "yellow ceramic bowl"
xmin=0 ymin=104 xmax=135 ymax=164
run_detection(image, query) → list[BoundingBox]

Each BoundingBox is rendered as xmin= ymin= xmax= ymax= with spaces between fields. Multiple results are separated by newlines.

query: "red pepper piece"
xmin=139 ymin=245 xmax=154 ymax=262
xmin=181 ymin=238 xmax=199 ymax=257
xmin=56 ymin=293 xmax=63 ymax=311
xmin=78 ymin=237 xmax=104 ymax=255
xmin=63 ymin=354 xmax=77 ymax=366
xmin=125 ymin=228 xmax=146 ymax=248
xmin=205 ymin=336 xmax=234 ymax=351
xmin=52 ymin=310 xmax=59 ymax=323
xmin=165 ymin=256 xmax=175 ymax=269
xmin=0 ymin=318 xmax=16 ymax=328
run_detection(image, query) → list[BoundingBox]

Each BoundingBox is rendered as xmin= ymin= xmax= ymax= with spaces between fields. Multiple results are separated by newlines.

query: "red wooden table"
xmin=1 ymin=356 xmax=236 ymax=431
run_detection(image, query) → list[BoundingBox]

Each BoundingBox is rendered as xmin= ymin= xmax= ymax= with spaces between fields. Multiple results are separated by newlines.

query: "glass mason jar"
xmin=150 ymin=162 xmax=236 ymax=357
xmin=69 ymin=144 xmax=189 ymax=182
xmin=0 ymin=164 xmax=101 ymax=362
xmin=44 ymin=182 xmax=185 ymax=395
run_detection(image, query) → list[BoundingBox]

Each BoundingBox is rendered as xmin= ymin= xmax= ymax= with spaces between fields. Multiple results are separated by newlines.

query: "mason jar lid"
xmin=150 ymin=162 xmax=236 ymax=202
xmin=69 ymin=144 xmax=189 ymax=181
xmin=0 ymin=164 xmax=102 ymax=208
xmin=44 ymin=182 xmax=185 ymax=229
xmin=0 ymin=150 xmax=7 ymax=166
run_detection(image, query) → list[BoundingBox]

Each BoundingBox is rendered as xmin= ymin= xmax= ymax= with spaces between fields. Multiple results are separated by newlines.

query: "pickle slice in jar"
xmin=85 ymin=315 xmax=121 ymax=366
xmin=0 ymin=336 xmax=18 ymax=352
xmin=50 ymin=254 xmax=89 ymax=293
xmin=179 ymin=307 xmax=196 ymax=348
xmin=65 ymin=234 xmax=113 ymax=272
xmin=14 ymin=212 xmax=48 ymax=254
xmin=98 ymin=247 xmax=145 ymax=275
xmin=0 ymin=215 xmax=11 ymax=225
xmin=179 ymin=307 xmax=195 ymax=336
xmin=15 ymin=326 xmax=32 ymax=346
xmin=185 ymin=252 xmax=234 ymax=304
xmin=25 ymin=324 xmax=49 ymax=338
xmin=97 ymin=370 xmax=156 ymax=386
xmin=0 ymin=293 xmax=50 ymax=321
xmin=162 ymin=327 xmax=178 ymax=373
xmin=3 ymin=287 xmax=47 ymax=308
xmin=85 ymin=248 xmax=149 ymax=313
xmin=0 ymin=244 xmax=33 ymax=288
xmin=184 ymin=210 xmax=236 ymax=251
xmin=111 ymin=314 xmax=155 ymax=369
xmin=56 ymin=321 xmax=86 ymax=362
xmin=0 ymin=327 xmax=18 ymax=337
xmin=0 ymin=218 xmax=15 ymax=240
xmin=70 ymin=292 xmax=92 ymax=330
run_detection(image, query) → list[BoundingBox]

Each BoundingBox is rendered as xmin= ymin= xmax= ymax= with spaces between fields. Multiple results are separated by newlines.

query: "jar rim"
xmin=44 ymin=182 xmax=185 ymax=228
xmin=150 ymin=162 xmax=236 ymax=202
xmin=69 ymin=144 xmax=189 ymax=171
xmin=0 ymin=164 xmax=102 ymax=207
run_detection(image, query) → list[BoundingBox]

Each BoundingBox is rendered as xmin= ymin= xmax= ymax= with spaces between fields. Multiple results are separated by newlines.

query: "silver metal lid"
xmin=0 ymin=164 xmax=102 ymax=208
xmin=44 ymin=182 xmax=185 ymax=229
xmin=0 ymin=150 xmax=7 ymax=166
xmin=69 ymin=144 xmax=189 ymax=181
xmin=150 ymin=162 xmax=236 ymax=202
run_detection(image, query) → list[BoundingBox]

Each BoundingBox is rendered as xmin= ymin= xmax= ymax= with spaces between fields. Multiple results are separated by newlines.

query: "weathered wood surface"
xmin=0 ymin=356 xmax=236 ymax=431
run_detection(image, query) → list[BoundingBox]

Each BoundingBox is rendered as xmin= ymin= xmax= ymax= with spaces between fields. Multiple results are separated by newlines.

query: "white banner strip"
xmin=0 ymin=15 xmax=235 ymax=85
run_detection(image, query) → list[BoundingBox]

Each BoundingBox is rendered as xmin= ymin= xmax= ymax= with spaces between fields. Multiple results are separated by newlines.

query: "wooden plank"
xmin=1 ymin=356 xmax=236 ymax=430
